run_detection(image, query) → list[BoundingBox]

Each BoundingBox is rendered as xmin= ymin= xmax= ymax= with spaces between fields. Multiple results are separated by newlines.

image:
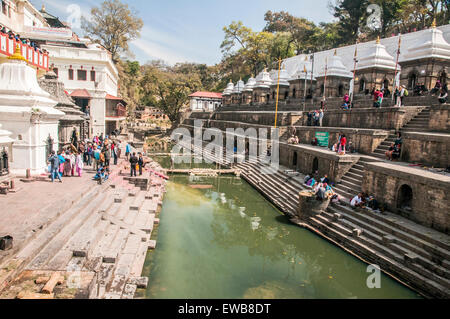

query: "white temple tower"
xmin=0 ymin=47 xmax=64 ymax=174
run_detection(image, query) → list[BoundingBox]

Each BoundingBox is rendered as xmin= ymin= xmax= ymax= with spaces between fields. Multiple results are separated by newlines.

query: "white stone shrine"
xmin=0 ymin=47 xmax=64 ymax=174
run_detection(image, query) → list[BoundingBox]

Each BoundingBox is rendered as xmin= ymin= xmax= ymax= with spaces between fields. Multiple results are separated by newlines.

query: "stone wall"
xmin=189 ymin=112 xmax=213 ymax=120
xmin=299 ymin=107 xmax=423 ymax=130
xmin=363 ymin=162 xmax=450 ymax=234
xmin=292 ymin=127 xmax=389 ymax=154
xmin=429 ymin=104 xmax=450 ymax=132
xmin=213 ymin=111 xmax=301 ymax=127
xmin=401 ymin=132 xmax=450 ymax=168
xmin=280 ymin=143 xmax=359 ymax=182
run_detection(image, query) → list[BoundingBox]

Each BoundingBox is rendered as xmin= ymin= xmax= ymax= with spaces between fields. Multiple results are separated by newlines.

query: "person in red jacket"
xmin=339 ymin=134 xmax=347 ymax=155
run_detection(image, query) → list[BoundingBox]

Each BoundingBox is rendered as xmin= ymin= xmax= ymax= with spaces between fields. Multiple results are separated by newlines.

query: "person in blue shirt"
xmin=125 ymin=143 xmax=132 ymax=160
xmin=48 ymin=151 xmax=62 ymax=183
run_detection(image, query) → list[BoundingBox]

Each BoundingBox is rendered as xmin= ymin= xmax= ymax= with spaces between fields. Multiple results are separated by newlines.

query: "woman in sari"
xmin=75 ymin=153 xmax=84 ymax=177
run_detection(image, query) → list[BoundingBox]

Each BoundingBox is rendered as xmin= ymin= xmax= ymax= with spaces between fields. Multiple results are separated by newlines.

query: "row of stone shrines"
xmin=222 ymin=25 xmax=450 ymax=106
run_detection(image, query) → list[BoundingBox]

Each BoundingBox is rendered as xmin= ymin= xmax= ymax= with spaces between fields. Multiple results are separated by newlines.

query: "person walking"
xmin=129 ymin=152 xmax=138 ymax=177
xmin=112 ymin=142 xmax=119 ymax=165
xmin=48 ymin=151 xmax=62 ymax=183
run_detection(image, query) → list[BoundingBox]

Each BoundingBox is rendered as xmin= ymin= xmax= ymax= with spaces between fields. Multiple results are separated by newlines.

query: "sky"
xmin=30 ymin=0 xmax=335 ymax=66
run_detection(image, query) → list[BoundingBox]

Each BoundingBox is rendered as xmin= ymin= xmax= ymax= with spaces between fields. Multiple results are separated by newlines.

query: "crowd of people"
xmin=0 ymin=24 xmax=47 ymax=55
xmin=306 ymin=108 xmax=325 ymax=127
xmin=47 ymin=130 xmax=123 ymax=184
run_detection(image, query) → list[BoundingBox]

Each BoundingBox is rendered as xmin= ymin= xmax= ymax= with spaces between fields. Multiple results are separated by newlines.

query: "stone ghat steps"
xmin=399 ymin=108 xmax=430 ymax=133
xmin=333 ymin=160 xmax=365 ymax=201
xmin=307 ymin=216 xmax=449 ymax=298
xmin=7 ymin=162 xmax=165 ymax=299
xmin=329 ymin=203 xmax=450 ymax=253
xmin=324 ymin=207 xmax=450 ymax=282
xmin=310 ymin=210 xmax=450 ymax=298
xmin=237 ymin=162 xmax=300 ymax=214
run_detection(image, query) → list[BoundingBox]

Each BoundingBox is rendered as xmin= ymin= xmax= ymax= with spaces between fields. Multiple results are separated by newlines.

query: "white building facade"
xmin=189 ymin=91 xmax=222 ymax=112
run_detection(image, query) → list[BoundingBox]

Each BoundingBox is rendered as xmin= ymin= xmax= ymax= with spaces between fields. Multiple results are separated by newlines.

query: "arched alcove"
xmin=397 ymin=184 xmax=413 ymax=211
xmin=338 ymin=84 xmax=344 ymax=96
xmin=408 ymin=72 xmax=418 ymax=89
xmin=359 ymin=78 xmax=366 ymax=92
xmin=312 ymin=157 xmax=319 ymax=173
xmin=292 ymin=152 xmax=298 ymax=168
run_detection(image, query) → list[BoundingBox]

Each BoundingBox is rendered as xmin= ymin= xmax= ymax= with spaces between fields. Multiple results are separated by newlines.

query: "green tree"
xmin=140 ymin=62 xmax=202 ymax=125
xmin=331 ymin=0 xmax=369 ymax=44
xmin=81 ymin=0 xmax=144 ymax=62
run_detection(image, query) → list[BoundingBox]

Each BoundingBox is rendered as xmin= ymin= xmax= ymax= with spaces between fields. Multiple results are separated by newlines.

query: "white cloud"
xmin=131 ymin=38 xmax=192 ymax=65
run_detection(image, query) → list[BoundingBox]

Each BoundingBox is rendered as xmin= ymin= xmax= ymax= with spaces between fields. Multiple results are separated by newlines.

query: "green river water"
xmin=138 ymin=157 xmax=420 ymax=299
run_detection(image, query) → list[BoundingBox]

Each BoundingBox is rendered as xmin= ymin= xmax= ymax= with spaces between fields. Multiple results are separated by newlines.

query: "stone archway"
xmin=397 ymin=184 xmax=413 ymax=212
xmin=359 ymin=78 xmax=366 ymax=92
xmin=338 ymin=84 xmax=344 ymax=96
xmin=408 ymin=71 xmax=418 ymax=89
xmin=292 ymin=88 xmax=296 ymax=98
xmin=292 ymin=152 xmax=298 ymax=168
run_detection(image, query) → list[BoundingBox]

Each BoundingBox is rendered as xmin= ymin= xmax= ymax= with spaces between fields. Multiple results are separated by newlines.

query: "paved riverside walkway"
xmin=0 ymin=165 xmax=102 ymax=264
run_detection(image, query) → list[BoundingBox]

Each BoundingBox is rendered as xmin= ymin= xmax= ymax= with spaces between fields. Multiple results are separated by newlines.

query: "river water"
xmin=139 ymin=167 xmax=420 ymax=299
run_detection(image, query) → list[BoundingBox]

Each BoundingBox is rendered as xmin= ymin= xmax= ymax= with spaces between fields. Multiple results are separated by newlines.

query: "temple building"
xmin=269 ymin=66 xmax=290 ymax=102
xmin=315 ymin=50 xmax=353 ymax=98
xmin=38 ymin=70 xmax=89 ymax=147
xmin=355 ymin=37 xmax=398 ymax=94
xmin=1 ymin=1 xmax=124 ymax=138
xmin=399 ymin=22 xmax=450 ymax=90
xmin=288 ymin=58 xmax=315 ymax=102
xmin=0 ymin=47 xmax=64 ymax=174
xmin=242 ymin=76 xmax=256 ymax=105
xmin=252 ymin=69 xmax=272 ymax=105
xmin=189 ymin=91 xmax=222 ymax=112
xmin=231 ymin=78 xmax=244 ymax=105
xmin=222 ymin=81 xmax=234 ymax=106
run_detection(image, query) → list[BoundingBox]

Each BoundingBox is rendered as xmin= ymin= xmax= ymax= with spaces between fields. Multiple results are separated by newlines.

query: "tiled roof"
xmin=69 ymin=89 xmax=91 ymax=98
xmin=189 ymin=91 xmax=222 ymax=99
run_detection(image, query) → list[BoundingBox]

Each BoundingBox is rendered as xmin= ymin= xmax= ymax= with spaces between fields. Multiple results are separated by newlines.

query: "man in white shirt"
xmin=351 ymin=193 xmax=364 ymax=208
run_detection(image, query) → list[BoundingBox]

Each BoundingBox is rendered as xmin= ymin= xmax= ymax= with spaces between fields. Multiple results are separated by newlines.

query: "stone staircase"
xmin=0 ymin=159 xmax=166 ymax=299
xmin=333 ymin=159 xmax=366 ymax=201
xmin=401 ymin=107 xmax=431 ymax=132
xmin=309 ymin=202 xmax=450 ymax=298
xmin=372 ymin=107 xmax=431 ymax=159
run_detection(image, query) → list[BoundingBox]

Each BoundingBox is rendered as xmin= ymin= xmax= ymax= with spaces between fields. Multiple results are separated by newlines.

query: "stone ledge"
xmin=283 ymin=143 xmax=359 ymax=163
xmin=294 ymin=126 xmax=389 ymax=135
xmin=364 ymin=162 xmax=450 ymax=189
xmin=403 ymin=131 xmax=450 ymax=142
